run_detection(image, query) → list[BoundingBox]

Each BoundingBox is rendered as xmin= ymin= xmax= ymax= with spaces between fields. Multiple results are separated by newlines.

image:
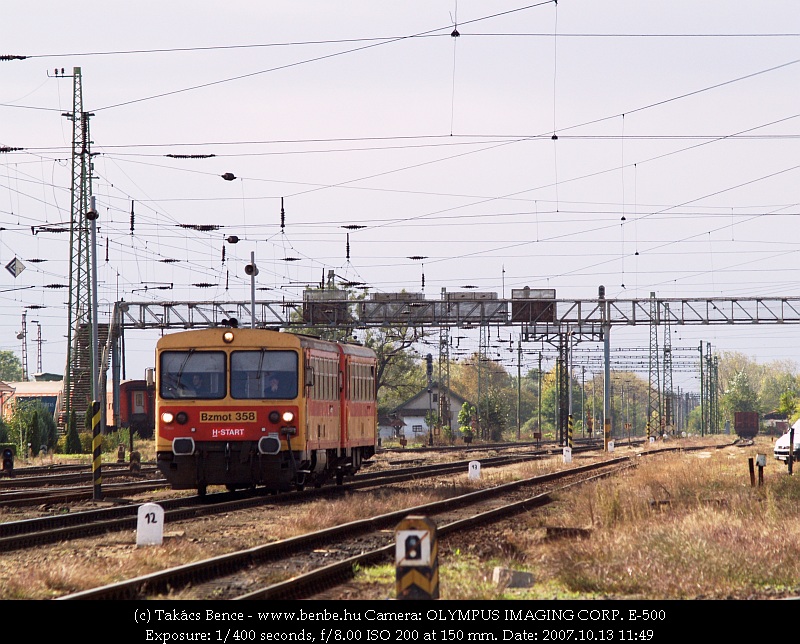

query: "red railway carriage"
xmin=116 ymin=380 xmax=155 ymax=438
xmin=155 ymin=327 xmax=377 ymax=496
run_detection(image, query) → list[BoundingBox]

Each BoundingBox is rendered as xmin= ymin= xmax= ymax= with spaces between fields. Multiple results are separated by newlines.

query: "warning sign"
xmin=5 ymin=258 xmax=25 ymax=278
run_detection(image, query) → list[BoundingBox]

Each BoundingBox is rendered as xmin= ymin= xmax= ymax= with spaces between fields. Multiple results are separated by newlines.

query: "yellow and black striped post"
xmin=395 ymin=515 xmax=439 ymax=600
xmin=567 ymin=414 xmax=574 ymax=449
xmin=91 ymin=401 xmax=103 ymax=501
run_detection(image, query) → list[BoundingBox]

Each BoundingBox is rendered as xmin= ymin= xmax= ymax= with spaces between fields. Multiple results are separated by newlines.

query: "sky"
xmin=2 ymin=1 xmax=800 ymax=393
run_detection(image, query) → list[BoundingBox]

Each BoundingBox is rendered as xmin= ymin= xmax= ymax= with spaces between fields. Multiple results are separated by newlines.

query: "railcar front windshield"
xmin=231 ymin=350 xmax=298 ymax=399
xmin=159 ymin=350 xmax=226 ymax=400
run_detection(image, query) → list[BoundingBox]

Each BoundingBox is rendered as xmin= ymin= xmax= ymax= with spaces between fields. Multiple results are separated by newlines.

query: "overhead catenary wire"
xmin=1 ymin=3 xmax=799 ymax=381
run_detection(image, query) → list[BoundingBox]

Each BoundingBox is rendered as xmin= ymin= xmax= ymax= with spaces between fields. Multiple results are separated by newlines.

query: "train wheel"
xmin=335 ymin=471 xmax=344 ymax=486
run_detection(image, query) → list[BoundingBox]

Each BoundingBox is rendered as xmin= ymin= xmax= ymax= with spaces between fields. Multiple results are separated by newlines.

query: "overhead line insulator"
xmin=179 ymin=223 xmax=220 ymax=232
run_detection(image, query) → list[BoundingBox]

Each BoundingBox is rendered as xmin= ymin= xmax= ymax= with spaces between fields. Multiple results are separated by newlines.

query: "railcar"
xmin=155 ymin=327 xmax=377 ymax=496
xmin=117 ymin=379 xmax=156 ymax=438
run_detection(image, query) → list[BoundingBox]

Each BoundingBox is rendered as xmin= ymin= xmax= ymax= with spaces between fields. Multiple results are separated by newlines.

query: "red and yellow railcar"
xmin=155 ymin=327 xmax=377 ymax=496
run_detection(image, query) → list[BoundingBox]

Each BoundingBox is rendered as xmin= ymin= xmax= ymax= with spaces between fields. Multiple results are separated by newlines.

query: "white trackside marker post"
xmin=137 ymin=502 xmax=165 ymax=546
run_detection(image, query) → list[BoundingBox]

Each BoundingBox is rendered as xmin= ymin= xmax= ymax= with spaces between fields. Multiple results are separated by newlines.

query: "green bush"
xmin=6 ymin=399 xmax=58 ymax=455
xmin=62 ymin=410 xmax=83 ymax=454
xmin=79 ymin=430 xmax=126 ymax=455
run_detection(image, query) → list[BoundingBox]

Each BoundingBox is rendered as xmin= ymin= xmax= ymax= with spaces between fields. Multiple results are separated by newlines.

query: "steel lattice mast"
xmin=18 ymin=312 xmax=28 ymax=381
xmin=61 ymin=66 xmax=94 ymax=426
xmin=477 ymin=324 xmax=488 ymax=439
xmin=647 ymin=292 xmax=660 ymax=438
xmin=662 ymin=302 xmax=674 ymax=434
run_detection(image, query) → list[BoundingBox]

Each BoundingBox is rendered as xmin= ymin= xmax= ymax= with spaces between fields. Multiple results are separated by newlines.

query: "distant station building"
xmin=0 ymin=379 xmax=63 ymax=422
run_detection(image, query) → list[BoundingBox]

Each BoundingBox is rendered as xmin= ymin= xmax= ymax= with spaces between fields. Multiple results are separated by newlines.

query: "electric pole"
xmin=31 ymin=320 xmax=43 ymax=375
xmin=17 ymin=312 xmax=28 ymax=381
xmin=647 ymin=292 xmax=660 ymax=439
xmin=62 ymin=66 xmax=96 ymax=428
xmin=662 ymin=303 xmax=674 ymax=435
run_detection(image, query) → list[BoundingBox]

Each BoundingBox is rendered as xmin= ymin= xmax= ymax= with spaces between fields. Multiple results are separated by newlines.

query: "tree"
xmin=64 ymin=410 xmax=82 ymax=454
xmin=721 ymin=370 xmax=760 ymax=415
xmin=778 ymin=390 xmax=797 ymax=421
xmin=717 ymin=351 xmax=800 ymax=417
xmin=479 ymin=390 xmax=508 ymax=441
xmin=28 ymin=409 xmax=41 ymax=457
xmin=516 ymin=368 xmax=544 ymax=431
xmin=457 ymin=402 xmax=476 ymax=442
xmin=5 ymin=399 xmax=56 ymax=455
xmin=0 ymin=351 xmax=23 ymax=382
xmin=365 ymin=326 xmax=428 ymax=416
xmin=758 ymin=364 xmax=800 ymax=414
xmin=449 ymin=353 xmax=515 ymax=440
xmin=536 ymin=367 xmax=559 ymax=435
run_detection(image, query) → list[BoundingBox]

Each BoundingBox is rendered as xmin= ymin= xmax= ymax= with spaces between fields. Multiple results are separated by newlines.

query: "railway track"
xmin=0 ymin=464 xmax=158 ymax=486
xmin=0 ymin=438 xmax=611 ymax=507
xmin=0 ymin=449 xmax=557 ymax=551
xmin=0 ymin=463 xmax=166 ymax=507
xmin=58 ymin=456 xmax=635 ymax=600
xmin=57 ymin=442 xmax=719 ymax=600
xmin=0 ymin=439 xmax=726 ymax=600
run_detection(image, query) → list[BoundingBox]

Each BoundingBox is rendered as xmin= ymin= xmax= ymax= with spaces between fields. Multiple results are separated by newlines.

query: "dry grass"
xmin=6 ymin=435 xmax=798 ymax=600
xmin=354 ymin=435 xmax=800 ymax=599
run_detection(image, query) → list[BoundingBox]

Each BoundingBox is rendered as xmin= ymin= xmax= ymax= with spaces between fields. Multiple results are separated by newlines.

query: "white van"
xmin=774 ymin=427 xmax=800 ymax=461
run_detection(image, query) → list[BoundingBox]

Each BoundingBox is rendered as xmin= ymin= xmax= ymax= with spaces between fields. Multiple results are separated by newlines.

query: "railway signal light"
xmin=395 ymin=516 xmax=438 ymax=600
xmin=2 ymin=448 xmax=12 ymax=471
xmin=404 ymin=535 xmax=422 ymax=560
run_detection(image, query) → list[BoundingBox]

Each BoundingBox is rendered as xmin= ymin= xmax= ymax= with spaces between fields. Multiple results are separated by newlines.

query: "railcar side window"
xmin=231 ymin=350 xmax=299 ymax=399
xmin=160 ymin=351 xmax=226 ymax=400
xmin=347 ymin=362 xmax=375 ymax=402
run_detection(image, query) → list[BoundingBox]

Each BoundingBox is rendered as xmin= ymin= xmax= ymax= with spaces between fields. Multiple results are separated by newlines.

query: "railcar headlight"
xmin=175 ymin=411 xmax=189 ymax=425
xmin=222 ymin=331 xmax=235 ymax=343
xmin=268 ymin=410 xmax=280 ymax=424
xmin=282 ymin=411 xmax=295 ymax=423
xmin=161 ymin=411 xmax=175 ymax=424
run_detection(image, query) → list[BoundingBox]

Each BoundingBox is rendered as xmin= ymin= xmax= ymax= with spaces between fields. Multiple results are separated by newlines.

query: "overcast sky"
xmin=2 ymin=1 xmax=800 ymax=391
